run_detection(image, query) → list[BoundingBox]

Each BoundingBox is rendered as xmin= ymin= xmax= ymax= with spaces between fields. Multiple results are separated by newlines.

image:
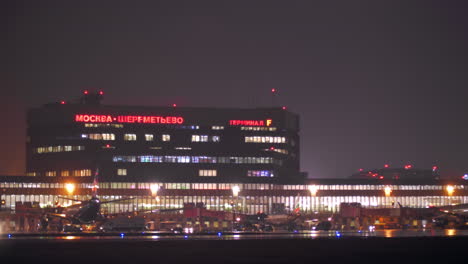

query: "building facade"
xmin=0 ymin=92 xmax=465 ymax=220
xmin=26 ymin=91 xmax=302 ymax=184
xmin=1 ymin=177 xmax=467 ymax=215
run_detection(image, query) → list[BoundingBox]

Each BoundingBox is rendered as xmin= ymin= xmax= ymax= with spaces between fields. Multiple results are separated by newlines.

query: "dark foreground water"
xmin=1 ymin=235 xmax=467 ymax=264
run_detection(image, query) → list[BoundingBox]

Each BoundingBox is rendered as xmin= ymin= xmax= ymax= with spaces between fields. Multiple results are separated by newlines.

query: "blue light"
xmin=120 ymin=233 xmax=125 ymax=237
xmin=335 ymin=231 xmax=341 ymax=237
xmin=184 ymin=235 xmax=188 ymax=239
xmin=8 ymin=234 xmax=12 ymax=238
xmin=463 ymin=174 xmax=468 ymax=180
xmin=217 ymin=232 xmax=222 ymax=237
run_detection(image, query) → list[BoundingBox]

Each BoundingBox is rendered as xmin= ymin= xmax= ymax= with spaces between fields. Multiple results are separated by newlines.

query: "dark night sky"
xmin=2 ymin=1 xmax=468 ymax=178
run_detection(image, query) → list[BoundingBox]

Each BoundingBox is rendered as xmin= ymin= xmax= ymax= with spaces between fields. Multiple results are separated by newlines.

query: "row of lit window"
xmin=191 ymin=135 xmax=220 ymax=142
xmin=263 ymin=148 xmax=289 ymax=154
xmin=34 ymin=146 xmax=85 ymax=154
xmin=82 ymin=123 xmax=278 ymax=132
xmin=2 ymin=182 xmax=466 ymax=192
xmin=247 ymin=170 xmax=274 ymax=177
xmin=245 ymin=136 xmax=286 ymax=143
xmin=241 ymin=127 xmax=277 ymax=131
xmin=112 ymin=155 xmax=281 ymax=165
xmin=199 ymin=170 xmax=217 ymax=177
xmin=42 ymin=169 xmax=92 ymax=177
xmin=84 ymin=124 xmax=123 ymax=128
xmin=107 ymin=169 xmax=269 ymax=178
xmin=81 ymin=133 xmax=287 ymax=145
xmin=280 ymin=185 xmax=459 ymax=191
xmin=81 ymin=133 xmax=116 ymax=140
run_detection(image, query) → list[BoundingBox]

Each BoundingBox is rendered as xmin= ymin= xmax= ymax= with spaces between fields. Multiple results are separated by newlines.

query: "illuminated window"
xmin=162 ymin=134 xmax=170 ymax=141
xmin=191 ymin=135 xmax=208 ymax=142
xmin=240 ymin=127 xmax=277 ymax=131
xmin=192 ymin=135 xmax=219 ymax=142
xmin=175 ymin=147 xmax=191 ymax=150
xmin=145 ymin=134 xmax=154 ymax=141
xmin=112 ymin=155 xmax=276 ymax=164
xmin=73 ymin=169 xmax=92 ymax=177
xmin=82 ymin=133 xmax=115 ymax=140
xmin=34 ymin=145 xmax=85 ymax=154
xmin=199 ymin=170 xmax=217 ymax=177
xmin=245 ymin=136 xmax=286 ymax=143
xmin=26 ymin=172 xmax=36 ymax=176
xmin=61 ymin=170 xmax=69 ymax=177
xmin=84 ymin=124 xmax=123 ymax=128
xmin=212 ymin=126 xmax=224 ymax=130
xmin=263 ymin=148 xmax=288 ymax=154
xmin=45 ymin=171 xmax=56 ymax=177
xmin=102 ymin=133 xmax=115 ymax=140
xmin=117 ymin=168 xmax=127 ymax=176
xmin=247 ymin=170 xmax=274 ymax=177
xmin=124 ymin=134 xmax=137 ymax=141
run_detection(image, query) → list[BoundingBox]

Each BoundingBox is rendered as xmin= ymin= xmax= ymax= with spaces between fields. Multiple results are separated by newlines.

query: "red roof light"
xmin=271 ymin=88 xmax=276 ymax=93
xmin=60 ymin=101 xmax=66 ymax=104
xmin=282 ymin=106 xmax=287 ymax=110
xmin=84 ymin=90 xmax=89 ymax=95
xmin=99 ymin=91 xmax=104 ymax=95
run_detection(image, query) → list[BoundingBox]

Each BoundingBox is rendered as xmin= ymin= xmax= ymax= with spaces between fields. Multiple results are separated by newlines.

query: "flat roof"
xmin=0 ymin=175 xmax=465 ymax=185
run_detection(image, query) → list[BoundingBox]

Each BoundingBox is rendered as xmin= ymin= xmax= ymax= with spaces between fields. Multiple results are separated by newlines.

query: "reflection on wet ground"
xmin=2 ymin=229 xmax=468 ymax=240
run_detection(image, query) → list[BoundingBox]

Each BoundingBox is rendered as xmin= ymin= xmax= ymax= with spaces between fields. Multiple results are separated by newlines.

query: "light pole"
xmin=232 ymin=185 xmax=240 ymax=231
xmin=308 ymin=185 xmax=318 ymax=213
xmin=150 ymin=184 xmax=160 ymax=211
xmin=446 ymin=185 xmax=454 ymax=205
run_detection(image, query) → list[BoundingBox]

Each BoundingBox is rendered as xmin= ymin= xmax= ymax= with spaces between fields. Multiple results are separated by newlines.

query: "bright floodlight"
xmin=308 ymin=185 xmax=318 ymax=196
xmin=65 ymin=183 xmax=75 ymax=195
xmin=446 ymin=185 xmax=455 ymax=196
xmin=384 ymin=186 xmax=392 ymax=197
xmin=150 ymin=184 xmax=160 ymax=197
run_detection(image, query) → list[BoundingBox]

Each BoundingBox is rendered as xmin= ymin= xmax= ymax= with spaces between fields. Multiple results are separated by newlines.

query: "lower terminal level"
xmin=1 ymin=181 xmax=467 ymax=215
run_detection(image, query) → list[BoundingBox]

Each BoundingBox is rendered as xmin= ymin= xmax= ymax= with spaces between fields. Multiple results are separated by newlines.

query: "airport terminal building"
xmin=1 ymin=92 xmax=467 ymax=217
xmin=26 ymin=91 xmax=302 ymax=184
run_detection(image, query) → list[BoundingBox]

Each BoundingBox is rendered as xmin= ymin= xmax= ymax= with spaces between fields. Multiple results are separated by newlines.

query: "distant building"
xmin=26 ymin=90 xmax=303 ymax=184
xmin=349 ymin=166 xmax=439 ymax=180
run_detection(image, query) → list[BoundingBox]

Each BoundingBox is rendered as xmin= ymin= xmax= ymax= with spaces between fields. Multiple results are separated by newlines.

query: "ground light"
xmin=120 ymin=233 xmax=125 ymax=238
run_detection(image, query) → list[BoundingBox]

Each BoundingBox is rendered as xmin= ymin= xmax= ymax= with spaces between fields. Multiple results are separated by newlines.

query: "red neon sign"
xmin=75 ymin=114 xmax=184 ymax=124
xmin=229 ymin=119 xmax=272 ymax=126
